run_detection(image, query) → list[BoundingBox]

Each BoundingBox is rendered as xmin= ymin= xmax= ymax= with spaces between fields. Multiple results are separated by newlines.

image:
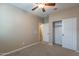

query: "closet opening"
xmin=53 ymin=20 xmax=62 ymax=46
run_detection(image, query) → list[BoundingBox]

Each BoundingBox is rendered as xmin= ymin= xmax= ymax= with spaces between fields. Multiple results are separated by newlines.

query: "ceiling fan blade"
xmin=32 ymin=6 xmax=38 ymax=11
xmin=42 ymin=8 xmax=45 ymax=12
xmin=45 ymin=3 xmax=56 ymax=6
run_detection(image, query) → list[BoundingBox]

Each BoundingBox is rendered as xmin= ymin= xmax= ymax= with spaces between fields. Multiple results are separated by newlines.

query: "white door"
xmin=41 ymin=23 xmax=49 ymax=42
xmin=54 ymin=21 xmax=62 ymax=45
xmin=62 ymin=17 xmax=77 ymax=50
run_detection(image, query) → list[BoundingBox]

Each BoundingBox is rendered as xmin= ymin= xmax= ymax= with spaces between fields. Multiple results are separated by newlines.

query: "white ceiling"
xmin=11 ymin=3 xmax=79 ymax=17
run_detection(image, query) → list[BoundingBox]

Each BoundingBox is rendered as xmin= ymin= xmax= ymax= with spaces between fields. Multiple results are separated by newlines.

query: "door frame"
xmin=52 ymin=20 xmax=62 ymax=45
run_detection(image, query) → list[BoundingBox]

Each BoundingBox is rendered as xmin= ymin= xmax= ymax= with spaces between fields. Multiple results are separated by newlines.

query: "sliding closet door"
xmin=62 ymin=17 xmax=77 ymax=50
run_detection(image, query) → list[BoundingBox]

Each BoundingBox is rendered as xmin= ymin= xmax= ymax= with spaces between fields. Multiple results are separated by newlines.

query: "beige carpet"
xmin=6 ymin=42 xmax=79 ymax=56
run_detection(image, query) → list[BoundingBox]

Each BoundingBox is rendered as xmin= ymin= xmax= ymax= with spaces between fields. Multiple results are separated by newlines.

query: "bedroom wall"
xmin=0 ymin=4 xmax=43 ymax=53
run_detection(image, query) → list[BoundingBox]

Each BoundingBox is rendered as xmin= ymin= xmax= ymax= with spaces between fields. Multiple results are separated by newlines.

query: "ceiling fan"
xmin=32 ymin=3 xmax=56 ymax=12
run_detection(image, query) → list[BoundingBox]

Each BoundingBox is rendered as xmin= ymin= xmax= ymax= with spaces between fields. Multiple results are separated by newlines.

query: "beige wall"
xmin=0 ymin=4 xmax=43 ymax=53
xmin=49 ymin=5 xmax=79 ymax=50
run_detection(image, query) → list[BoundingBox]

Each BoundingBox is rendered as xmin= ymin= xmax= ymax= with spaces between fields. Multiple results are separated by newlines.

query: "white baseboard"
xmin=41 ymin=41 xmax=53 ymax=45
xmin=48 ymin=43 xmax=53 ymax=45
xmin=1 ymin=42 xmax=40 ymax=56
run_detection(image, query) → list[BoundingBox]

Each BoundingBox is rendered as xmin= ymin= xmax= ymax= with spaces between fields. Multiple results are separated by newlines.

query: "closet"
xmin=53 ymin=17 xmax=77 ymax=50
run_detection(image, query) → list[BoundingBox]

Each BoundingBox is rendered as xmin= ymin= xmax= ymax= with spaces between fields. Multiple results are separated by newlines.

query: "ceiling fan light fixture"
xmin=32 ymin=3 xmax=56 ymax=12
xmin=38 ymin=4 xmax=45 ymax=8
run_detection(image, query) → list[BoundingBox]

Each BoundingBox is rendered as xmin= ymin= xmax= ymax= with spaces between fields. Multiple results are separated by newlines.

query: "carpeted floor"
xmin=6 ymin=42 xmax=79 ymax=56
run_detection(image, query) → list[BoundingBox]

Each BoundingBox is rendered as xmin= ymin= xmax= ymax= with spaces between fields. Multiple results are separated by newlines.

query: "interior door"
xmin=42 ymin=23 xmax=49 ymax=42
xmin=62 ymin=17 xmax=77 ymax=50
